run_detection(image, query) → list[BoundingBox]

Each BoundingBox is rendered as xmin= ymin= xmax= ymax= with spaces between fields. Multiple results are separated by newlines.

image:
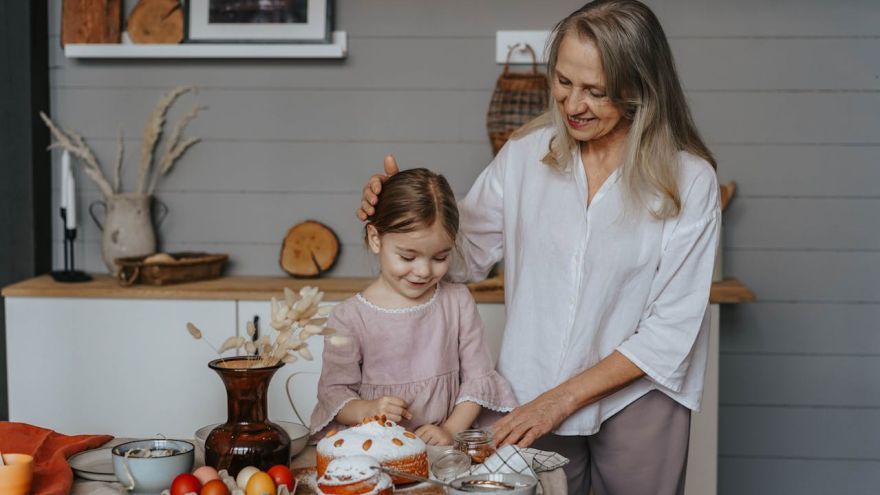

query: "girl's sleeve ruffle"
xmin=456 ymin=370 xmax=518 ymax=412
xmin=310 ymin=393 xmax=359 ymax=436
xmin=308 ymin=303 xmax=364 ymax=436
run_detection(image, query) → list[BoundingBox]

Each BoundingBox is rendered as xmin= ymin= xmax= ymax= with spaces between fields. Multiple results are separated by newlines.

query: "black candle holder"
xmin=50 ymin=208 xmax=92 ymax=283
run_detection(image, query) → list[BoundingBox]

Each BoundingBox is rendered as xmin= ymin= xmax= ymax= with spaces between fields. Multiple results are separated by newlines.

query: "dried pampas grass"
xmin=186 ymin=286 xmax=349 ymax=369
xmin=40 ymin=86 xmax=203 ymax=199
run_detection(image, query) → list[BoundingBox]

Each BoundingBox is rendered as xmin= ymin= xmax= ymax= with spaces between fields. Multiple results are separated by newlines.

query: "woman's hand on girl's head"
xmin=491 ymin=388 xmax=574 ymax=448
xmin=414 ymin=424 xmax=454 ymax=446
xmin=358 ymin=155 xmax=400 ymax=221
xmin=372 ymin=395 xmax=412 ymax=423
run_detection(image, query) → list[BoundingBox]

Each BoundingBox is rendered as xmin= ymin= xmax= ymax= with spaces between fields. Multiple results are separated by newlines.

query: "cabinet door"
xmin=476 ymin=303 xmax=506 ymax=366
xmin=5 ymin=297 xmax=236 ymax=438
xmin=685 ymin=304 xmax=720 ymax=495
xmin=237 ymin=300 xmax=328 ymax=427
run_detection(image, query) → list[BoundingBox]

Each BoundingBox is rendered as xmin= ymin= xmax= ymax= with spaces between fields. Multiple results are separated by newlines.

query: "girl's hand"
xmin=371 ymin=395 xmax=412 ymax=423
xmin=358 ymin=155 xmax=400 ymax=221
xmin=414 ymin=424 xmax=454 ymax=446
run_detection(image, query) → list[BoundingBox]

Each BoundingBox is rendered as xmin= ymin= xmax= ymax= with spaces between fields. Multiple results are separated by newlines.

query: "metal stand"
xmin=49 ymin=208 xmax=92 ymax=283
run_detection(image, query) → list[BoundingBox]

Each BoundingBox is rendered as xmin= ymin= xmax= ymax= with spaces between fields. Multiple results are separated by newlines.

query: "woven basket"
xmin=486 ymin=45 xmax=549 ymax=155
xmin=115 ymin=251 xmax=228 ymax=286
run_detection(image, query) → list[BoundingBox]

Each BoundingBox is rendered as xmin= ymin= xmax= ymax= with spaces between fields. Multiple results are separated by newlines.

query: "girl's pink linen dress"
xmin=310 ymin=282 xmax=517 ymax=435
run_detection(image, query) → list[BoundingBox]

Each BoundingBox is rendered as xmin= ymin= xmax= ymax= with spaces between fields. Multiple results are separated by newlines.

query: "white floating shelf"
xmin=65 ymin=31 xmax=347 ymax=59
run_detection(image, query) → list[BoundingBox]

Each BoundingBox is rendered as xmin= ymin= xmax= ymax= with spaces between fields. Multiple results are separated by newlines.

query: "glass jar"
xmin=453 ymin=429 xmax=496 ymax=464
xmin=430 ymin=449 xmax=471 ymax=482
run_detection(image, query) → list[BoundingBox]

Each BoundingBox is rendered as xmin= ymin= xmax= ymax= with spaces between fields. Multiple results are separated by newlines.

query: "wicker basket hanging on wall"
xmin=486 ymin=44 xmax=549 ymax=155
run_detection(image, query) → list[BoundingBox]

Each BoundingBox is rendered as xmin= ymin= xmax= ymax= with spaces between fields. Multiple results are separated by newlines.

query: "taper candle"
xmin=60 ymin=150 xmax=71 ymax=212
xmin=66 ymin=172 xmax=77 ymax=230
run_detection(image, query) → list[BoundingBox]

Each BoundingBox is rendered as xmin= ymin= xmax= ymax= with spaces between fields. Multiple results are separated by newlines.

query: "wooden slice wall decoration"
xmin=280 ymin=221 xmax=341 ymax=278
xmin=127 ymin=0 xmax=184 ymax=44
xmin=61 ymin=0 xmax=122 ymax=46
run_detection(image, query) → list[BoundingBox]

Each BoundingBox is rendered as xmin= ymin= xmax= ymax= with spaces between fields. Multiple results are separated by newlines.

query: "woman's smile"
xmin=566 ymin=115 xmax=595 ymax=129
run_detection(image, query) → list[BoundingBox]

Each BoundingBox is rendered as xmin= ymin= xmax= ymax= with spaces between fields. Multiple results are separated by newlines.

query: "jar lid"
xmin=453 ymin=428 xmax=493 ymax=444
xmin=431 ymin=449 xmax=471 ymax=481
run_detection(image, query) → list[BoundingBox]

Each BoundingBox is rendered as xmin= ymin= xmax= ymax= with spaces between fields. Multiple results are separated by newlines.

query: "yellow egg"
xmin=246 ymin=471 xmax=276 ymax=495
xmin=236 ymin=466 xmax=260 ymax=489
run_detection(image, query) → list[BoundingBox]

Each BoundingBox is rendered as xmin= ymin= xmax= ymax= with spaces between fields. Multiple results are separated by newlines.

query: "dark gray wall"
xmin=46 ymin=1 xmax=879 ymax=492
xmin=1 ymin=1 xmax=51 ymax=420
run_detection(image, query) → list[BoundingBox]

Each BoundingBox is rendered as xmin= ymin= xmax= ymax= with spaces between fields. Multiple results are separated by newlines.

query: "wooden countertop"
xmin=2 ymin=275 xmax=755 ymax=304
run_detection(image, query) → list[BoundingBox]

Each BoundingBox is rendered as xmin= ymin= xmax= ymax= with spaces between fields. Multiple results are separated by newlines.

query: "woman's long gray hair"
xmin=514 ymin=0 xmax=715 ymax=218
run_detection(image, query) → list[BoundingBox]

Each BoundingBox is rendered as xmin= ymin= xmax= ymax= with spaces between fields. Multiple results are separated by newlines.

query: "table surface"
xmin=71 ymin=442 xmax=568 ymax=495
xmin=3 ymin=274 xmax=755 ymax=304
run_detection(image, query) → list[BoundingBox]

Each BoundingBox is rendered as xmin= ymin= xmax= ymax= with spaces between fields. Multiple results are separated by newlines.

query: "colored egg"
xmin=236 ymin=466 xmax=260 ymax=489
xmin=246 ymin=471 xmax=276 ymax=495
xmin=193 ymin=466 xmax=221 ymax=485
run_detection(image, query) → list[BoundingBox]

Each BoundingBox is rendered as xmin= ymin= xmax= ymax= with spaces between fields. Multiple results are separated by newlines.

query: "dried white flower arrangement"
xmin=39 ymin=86 xmax=204 ymax=198
xmin=187 ymin=286 xmax=348 ymax=368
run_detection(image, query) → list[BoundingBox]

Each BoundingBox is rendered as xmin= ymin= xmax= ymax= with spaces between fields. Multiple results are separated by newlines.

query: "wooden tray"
xmin=115 ymin=252 xmax=228 ymax=286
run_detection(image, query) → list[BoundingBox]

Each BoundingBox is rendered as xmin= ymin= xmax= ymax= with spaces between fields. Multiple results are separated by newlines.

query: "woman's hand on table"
xmin=415 ymin=424 xmax=454 ymax=446
xmin=492 ymin=351 xmax=646 ymax=447
xmin=357 ymin=155 xmax=400 ymax=220
xmin=491 ymin=387 xmax=575 ymax=448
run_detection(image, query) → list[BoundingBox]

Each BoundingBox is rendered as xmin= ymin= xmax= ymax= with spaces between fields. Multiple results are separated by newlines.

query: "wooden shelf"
xmin=64 ymin=31 xmax=347 ymax=59
xmin=2 ymin=275 xmax=754 ymax=305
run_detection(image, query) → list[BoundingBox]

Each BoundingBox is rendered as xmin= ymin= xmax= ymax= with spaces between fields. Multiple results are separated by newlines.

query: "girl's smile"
xmin=365 ymin=220 xmax=453 ymax=308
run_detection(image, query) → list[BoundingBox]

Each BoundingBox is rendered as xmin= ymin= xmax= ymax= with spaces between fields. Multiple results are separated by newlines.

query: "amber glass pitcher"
xmin=206 ymin=357 xmax=291 ymax=476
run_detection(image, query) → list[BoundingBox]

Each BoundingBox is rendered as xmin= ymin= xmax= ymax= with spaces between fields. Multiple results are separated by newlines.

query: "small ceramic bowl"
xmin=111 ymin=439 xmax=194 ymax=494
xmin=448 ymin=473 xmax=538 ymax=495
xmin=194 ymin=421 xmax=310 ymax=459
xmin=0 ymin=453 xmax=34 ymax=495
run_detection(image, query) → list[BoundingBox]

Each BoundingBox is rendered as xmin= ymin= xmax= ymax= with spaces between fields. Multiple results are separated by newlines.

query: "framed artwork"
xmin=187 ymin=0 xmax=332 ymax=43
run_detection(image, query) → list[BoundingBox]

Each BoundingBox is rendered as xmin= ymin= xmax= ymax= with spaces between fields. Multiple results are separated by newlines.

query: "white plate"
xmin=69 ymin=447 xmax=117 ymax=482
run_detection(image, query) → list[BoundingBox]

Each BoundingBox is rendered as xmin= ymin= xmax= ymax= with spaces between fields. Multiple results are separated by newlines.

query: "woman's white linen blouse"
xmin=449 ymin=127 xmax=721 ymax=435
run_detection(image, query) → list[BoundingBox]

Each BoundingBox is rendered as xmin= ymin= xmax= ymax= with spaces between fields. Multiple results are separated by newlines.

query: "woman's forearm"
xmin=556 ymin=351 xmax=646 ymax=416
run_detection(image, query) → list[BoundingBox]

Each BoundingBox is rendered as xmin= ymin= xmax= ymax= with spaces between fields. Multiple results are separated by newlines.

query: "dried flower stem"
xmin=186 ymin=286 xmax=346 ymax=369
xmin=40 ymin=111 xmax=115 ymax=198
xmin=147 ymin=103 xmax=205 ymax=194
xmin=136 ymin=86 xmax=194 ymax=194
xmin=113 ymin=127 xmax=124 ymax=193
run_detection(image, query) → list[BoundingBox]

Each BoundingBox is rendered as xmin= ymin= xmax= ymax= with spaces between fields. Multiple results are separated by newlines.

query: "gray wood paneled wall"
xmin=47 ymin=1 xmax=879 ymax=493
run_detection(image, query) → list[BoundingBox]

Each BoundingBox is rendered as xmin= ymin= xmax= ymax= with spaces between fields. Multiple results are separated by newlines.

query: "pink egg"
xmin=192 ymin=465 xmax=220 ymax=484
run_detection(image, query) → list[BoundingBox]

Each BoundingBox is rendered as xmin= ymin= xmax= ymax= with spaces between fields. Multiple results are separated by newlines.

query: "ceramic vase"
xmin=205 ymin=357 xmax=291 ymax=476
xmin=88 ymin=193 xmax=168 ymax=274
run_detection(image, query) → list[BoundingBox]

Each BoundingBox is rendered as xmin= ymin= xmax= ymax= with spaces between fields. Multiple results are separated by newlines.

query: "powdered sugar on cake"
xmin=317 ymin=416 xmax=426 ymax=461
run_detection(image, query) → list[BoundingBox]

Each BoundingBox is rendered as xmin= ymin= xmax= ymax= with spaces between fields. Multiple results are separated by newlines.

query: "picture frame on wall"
xmin=186 ymin=0 xmax=332 ymax=43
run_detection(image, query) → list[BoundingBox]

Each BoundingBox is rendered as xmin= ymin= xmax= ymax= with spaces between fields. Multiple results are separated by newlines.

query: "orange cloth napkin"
xmin=0 ymin=422 xmax=112 ymax=495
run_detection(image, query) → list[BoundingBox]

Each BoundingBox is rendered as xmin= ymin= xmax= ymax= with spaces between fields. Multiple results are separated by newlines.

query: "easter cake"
xmin=316 ymin=416 xmax=428 ymax=484
xmin=316 ymin=456 xmax=393 ymax=495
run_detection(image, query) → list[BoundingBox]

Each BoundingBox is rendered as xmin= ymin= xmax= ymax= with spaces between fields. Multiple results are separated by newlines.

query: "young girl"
xmin=309 ymin=168 xmax=517 ymax=445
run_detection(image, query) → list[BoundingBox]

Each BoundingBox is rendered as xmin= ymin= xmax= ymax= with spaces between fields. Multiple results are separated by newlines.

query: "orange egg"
xmin=200 ymin=479 xmax=230 ymax=495
xmin=245 ymin=471 xmax=276 ymax=495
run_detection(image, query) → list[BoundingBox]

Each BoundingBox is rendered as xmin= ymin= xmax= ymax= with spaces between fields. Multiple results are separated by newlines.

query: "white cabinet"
xmin=5 ymin=297 xmax=236 ymax=438
xmin=685 ymin=304 xmax=720 ymax=495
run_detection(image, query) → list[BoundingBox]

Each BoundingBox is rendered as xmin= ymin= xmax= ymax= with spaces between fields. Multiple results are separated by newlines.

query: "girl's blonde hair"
xmin=365 ymin=168 xmax=459 ymax=243
xmin=513 ymin=0 xmax=716 ymax=218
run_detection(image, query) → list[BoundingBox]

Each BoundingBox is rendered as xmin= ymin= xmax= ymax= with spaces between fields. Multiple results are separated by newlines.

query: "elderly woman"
xmin=359 ymin=1 xmax=719 ymax=494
